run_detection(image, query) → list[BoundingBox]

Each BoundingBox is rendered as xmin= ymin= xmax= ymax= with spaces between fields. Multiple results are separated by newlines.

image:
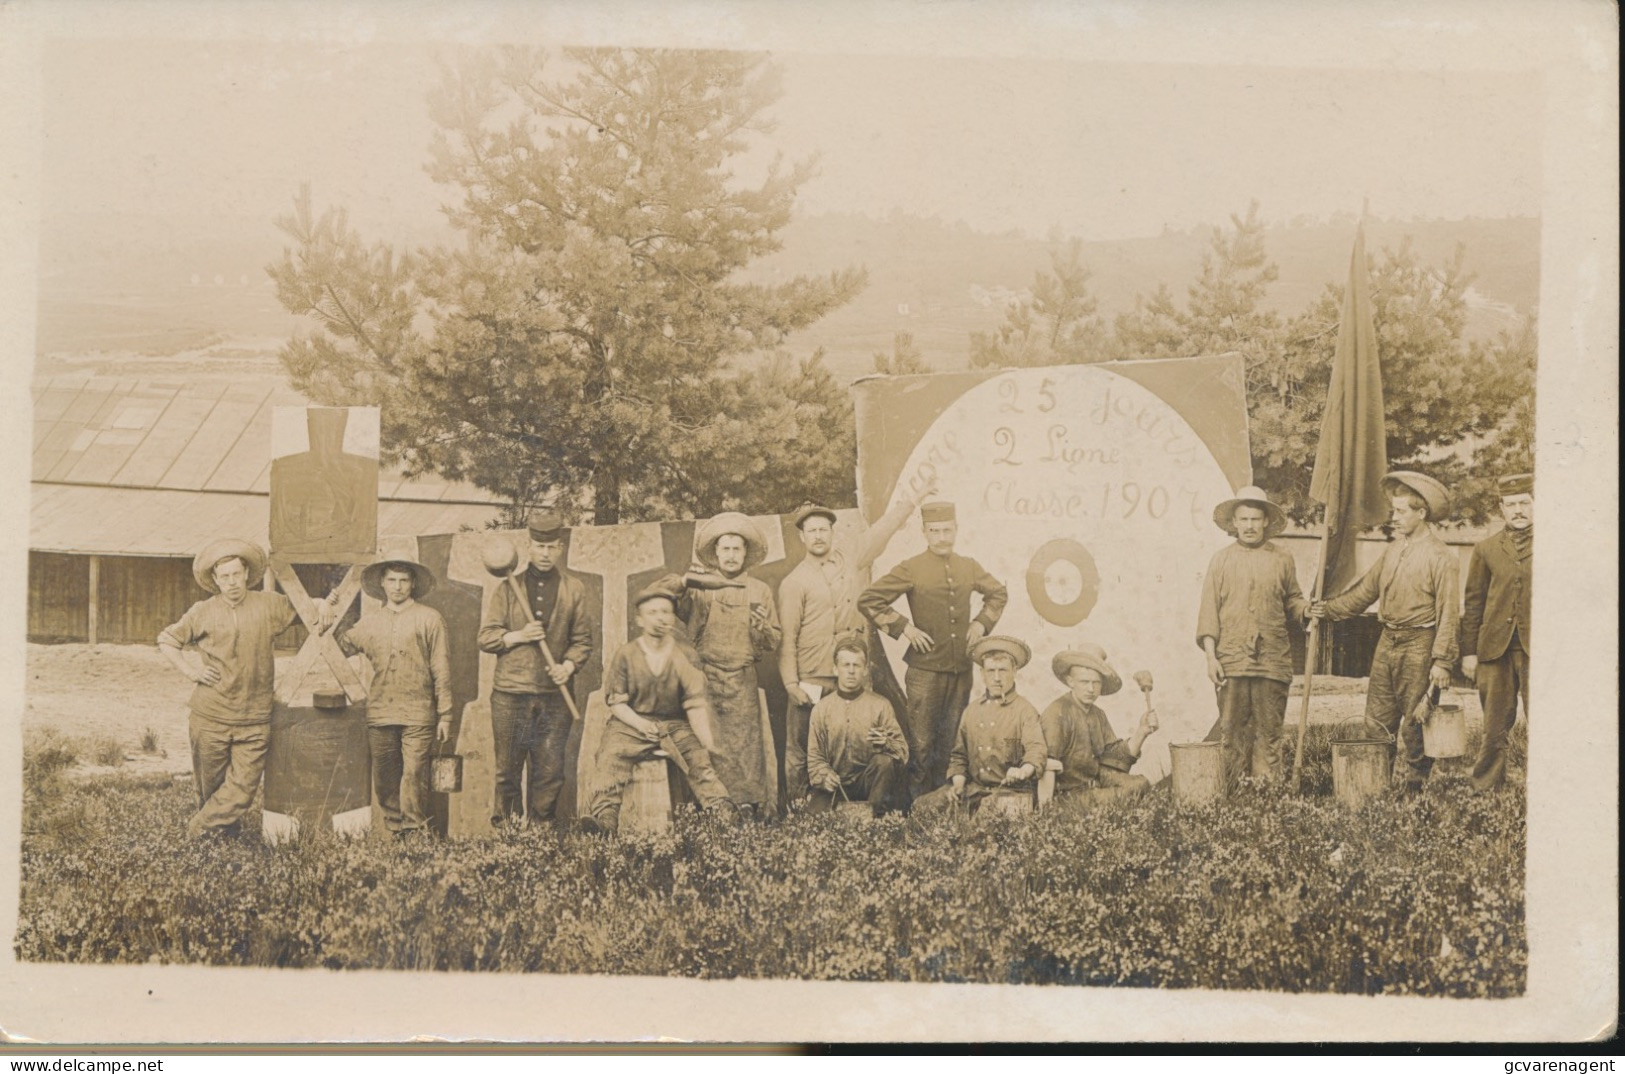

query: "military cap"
xmin=920 ymin=501 xmax=956 ymax=524
xmin=1498 ymin=473 xmax=1533 ymax=497
xmin=527 ymin=509 xmax=566 ymax=542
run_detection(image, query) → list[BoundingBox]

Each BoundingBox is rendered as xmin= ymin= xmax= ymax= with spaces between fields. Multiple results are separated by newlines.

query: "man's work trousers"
xmin=186 ymin=711 xmax=270 ymax=839
xmin=490 ymin=689 xmax=573 ymax=825
xmin=1472 ymin=640 xmax=1529 ymax=791
xmin=586 ymin=717 xmax=733 ymax=832
xmin=1055 ymin=767 xmax=1151 ymax=809
xmin=369 ymin=723 xmax=435 ymax=833
xmin=781 ymin=674 xmax=836 ymax=802
xmin=1218 ymin=675 xmax=1291 ymax=789
xmin=901 ymin=665 xmax=974 ymax=801
xmin=807 ymin=753 xmax=905 ymax=816
xmin=1365 ymin=625 xmax=1436 ymax=786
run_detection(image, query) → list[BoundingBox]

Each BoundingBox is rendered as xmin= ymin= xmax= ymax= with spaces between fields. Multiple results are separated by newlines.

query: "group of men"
xmin=157 ymin=466 xmax=1532 ymax=840
xmin=1199 ymin=470 xmax=1533 ymax=794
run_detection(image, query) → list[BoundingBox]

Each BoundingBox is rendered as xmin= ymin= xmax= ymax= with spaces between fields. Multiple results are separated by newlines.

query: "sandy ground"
xmin=21 ymin=643 xmax=320 ymax=781
xmin=23 ymin=642 xmax=1485 ymax=781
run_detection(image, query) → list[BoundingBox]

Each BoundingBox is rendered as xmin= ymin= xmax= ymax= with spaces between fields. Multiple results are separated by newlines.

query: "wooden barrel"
xmin=1422 ymin=700 xmax=1468 ymax=759
xmin=619 ymin=752 xmax=673 ymax=835
xmin=1169 ymin=741 xmax=1223 ymax=805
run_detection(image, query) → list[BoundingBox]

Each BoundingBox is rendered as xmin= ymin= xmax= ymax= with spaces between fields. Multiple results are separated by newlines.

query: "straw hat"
xmin=694 ymin=512 xmax=768 ymax=571
xmin=1212 ymin=486 xmax=1288 ymax=540
xmin=1383 ymin=470 xmax=1451 ymax=520
xmin=1051 ymin=644 xmax=1123 ymax=696
xmin=192 ymin=538 xmax=267 ymax=593
xmin=970 ymin=634 xmax=1032 ymax=670
xmin=361 ymin=554 xmax=438 ymax=602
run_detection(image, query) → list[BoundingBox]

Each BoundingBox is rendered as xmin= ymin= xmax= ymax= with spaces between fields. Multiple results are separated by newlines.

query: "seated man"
xmin=913 ymin=635 xmax=1046 ymax=815
xmin=1040 ymin=646 xmax=1157 ymax=806
xmin=580 ymin=579 xmax=737 ymax=836
xmin=805 ymin=633 xmax=909 ymax=816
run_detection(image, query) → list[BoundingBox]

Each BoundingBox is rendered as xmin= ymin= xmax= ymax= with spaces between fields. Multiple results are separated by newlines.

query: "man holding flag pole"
xmin=1289 ymin=217 xmax=1392 ymax=790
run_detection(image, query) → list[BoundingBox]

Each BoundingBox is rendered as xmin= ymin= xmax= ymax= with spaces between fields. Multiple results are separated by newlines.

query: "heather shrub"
xmin=15 ymin=769 xmax=1524 ymax=997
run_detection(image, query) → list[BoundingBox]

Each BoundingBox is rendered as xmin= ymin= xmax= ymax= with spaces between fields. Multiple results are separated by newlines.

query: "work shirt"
xmin=1195 ymin=540 xmax=1310 ymax=684
xmin=946 ymin=691 xmax=1046 ymax=788
xmin=523 ymin=564 xmax=561 ymax=632
xmin=1038 ymin=695 xmax=1138 ymax=793
xmin=806 ymin=689 xmax=909 ymax=789
xmin=159 ymin=590 xmax=298 ymax=725
xmin=1324 ymin=526 xmax=1461 ymax=667
xmin=335 ymin=600 xmax=453 ymax=727
xmin=860 ymin=552 xmax=1008 ymax=673
xmin=477 ymin=566 xmax=594 ymax=695
xmin=604 ymin=638 xmax=709 ymax=721
xmin=1460 ymin=527 xmax=1532 ymax=662
xmin=779 ymin=551 xmax=865 ymax=683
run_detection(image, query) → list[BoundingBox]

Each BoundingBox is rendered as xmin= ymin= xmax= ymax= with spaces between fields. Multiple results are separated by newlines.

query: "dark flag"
xmin=1309 ymin=223 xmax=1389 ymax=596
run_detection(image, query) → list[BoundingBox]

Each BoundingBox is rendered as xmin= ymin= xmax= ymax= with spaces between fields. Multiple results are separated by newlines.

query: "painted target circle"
xmin=1026 ymin=538 xmax=1100 ymax=627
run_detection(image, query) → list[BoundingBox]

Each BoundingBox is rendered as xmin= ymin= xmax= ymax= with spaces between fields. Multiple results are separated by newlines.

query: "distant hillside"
xmin=748 ymin=212 xmax=1540 ymax=379
xmin=35 ymin=209 xmax=1538 ymax=383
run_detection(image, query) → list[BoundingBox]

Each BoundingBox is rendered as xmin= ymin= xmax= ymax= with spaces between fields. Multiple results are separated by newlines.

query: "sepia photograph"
xmin=0 ymin=0 xmax=1615 ymax=1046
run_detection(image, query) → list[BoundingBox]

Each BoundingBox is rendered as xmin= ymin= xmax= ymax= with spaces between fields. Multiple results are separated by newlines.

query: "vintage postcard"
xmin=0 ymin=0 xmax=1615 ymax=1045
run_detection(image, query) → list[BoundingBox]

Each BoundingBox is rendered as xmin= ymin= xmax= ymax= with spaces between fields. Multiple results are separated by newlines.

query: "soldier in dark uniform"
xmin=1459 ymin=473 xmax=1533 ymax=792
xmin=859 ymin=501 xmax=1008 ymax=801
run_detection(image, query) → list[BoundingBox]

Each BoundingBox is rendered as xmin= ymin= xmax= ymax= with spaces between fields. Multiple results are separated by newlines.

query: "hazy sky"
xmin=41 ymin=38 xmax=1542 ymax=243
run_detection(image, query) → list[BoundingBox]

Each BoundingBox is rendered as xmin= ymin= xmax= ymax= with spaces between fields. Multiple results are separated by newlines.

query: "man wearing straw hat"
xmin=1459 ymin=472 xmax=1534 ymax=792
xmin=580 ymin=578 xmax=736 ymax=835
xmin=477 ymin=509 xmax=595 ymax=827
xmin=330 ymin=554 xmax=453 ymax=837
xmin=777 ymin=485 xmax=929 ymax=802
xmin=159 ymin=538 xmax=332 ymax=839
xmin=860 ymin=501 xmax=1009 ymax=801
xmin=804 ymin=633 xmax=910 ymax=816
xmin=912 ymin=635 xmax=1046 ymax=816
xmin=1312 ymin=471 xmax=1461 ymax=792
xmin=1040 ymin=645 xmax=1158 ymax=805
xmin=1196 ymin=486 xmax=1312 ymax=788
xmin=674 ymin=512 xmax=782 ymax=818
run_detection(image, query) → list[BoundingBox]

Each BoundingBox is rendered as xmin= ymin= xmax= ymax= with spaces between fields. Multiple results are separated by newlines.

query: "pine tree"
xmin=269 ymin=48 xmax=866 ymax=524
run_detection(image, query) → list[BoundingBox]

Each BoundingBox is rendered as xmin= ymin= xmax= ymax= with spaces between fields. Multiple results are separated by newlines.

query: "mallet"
xmin=1133 ymin=669 xmax=1155 ymax=718
xmin=480 ymin=536 xmax=583 ymax=723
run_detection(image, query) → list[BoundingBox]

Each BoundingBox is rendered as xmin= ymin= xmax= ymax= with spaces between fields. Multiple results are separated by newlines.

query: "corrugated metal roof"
xmin=31 ymin=376 xmax=502 ymax=505
xmin=31 ymin=484 xmax=505 ymax=557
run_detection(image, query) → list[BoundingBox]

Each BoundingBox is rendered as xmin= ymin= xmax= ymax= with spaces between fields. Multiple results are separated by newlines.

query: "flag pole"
xmin=1290 ymin=538 xmax=1329 ymax=789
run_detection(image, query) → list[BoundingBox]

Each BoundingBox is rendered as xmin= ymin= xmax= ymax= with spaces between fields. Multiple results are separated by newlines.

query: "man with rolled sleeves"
xmin=805 ymin=634 xmax=910 ymax=816
xmin=1040 ymin=645 xmax=1158 ymax=805
xmin=476 ymin=509 xmax=595 ymax=827
xmin=1460 ymin=473 xmax=1533 ymax=792
xmin=1312 ymin=471 xmax=1461 ymax=792
xmin=912 ymin=635 xmax=1046 ymax=816
xmin=860 ymin=501 xmax=1009 ymax=801
xmin=158 ymin=538 xmax=332 ymax=839
xmin=777 ymin=486 xmax=928 ymax=802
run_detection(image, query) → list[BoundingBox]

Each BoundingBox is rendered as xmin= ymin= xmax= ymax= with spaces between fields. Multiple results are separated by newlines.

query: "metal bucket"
xmin=1331 ymin=717 xmax=1392 ymax=809
xmin=1422 ymin=697 xmax=1468 ymax=759
xmin=431 ymin=754 xmax=464 ymax=794
xmin=1169 ymin=741 xmax=1224 ymax=805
